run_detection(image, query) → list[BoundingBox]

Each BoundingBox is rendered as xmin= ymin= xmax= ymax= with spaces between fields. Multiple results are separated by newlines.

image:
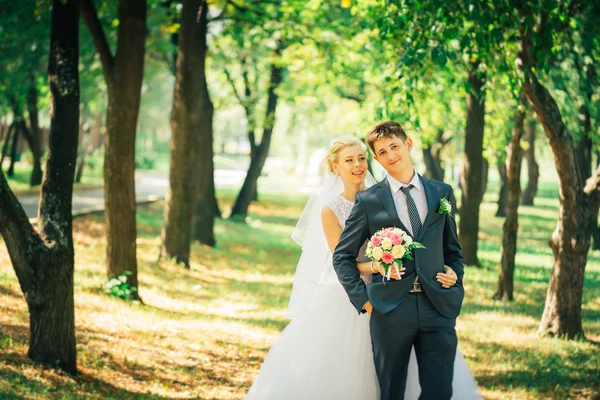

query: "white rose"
xmin=391 ymin=245 xmax=405 ymax=259
xmin=372 ymin=247 xmax=384 ymax=261
xmin=402 ymin=235 xmax=413 ymax=245
xmin=381 ymin=237 xmax=393 ymax=250
xmin=392 ymin=228 xmax=403 ymax=236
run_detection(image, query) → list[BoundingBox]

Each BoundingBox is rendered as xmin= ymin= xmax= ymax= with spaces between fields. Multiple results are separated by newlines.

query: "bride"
xmin=245 ymin=137 xmax=481 ymax=399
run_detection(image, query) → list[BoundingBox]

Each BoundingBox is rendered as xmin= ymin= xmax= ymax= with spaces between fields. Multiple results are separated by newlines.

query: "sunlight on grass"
xmin=1 ymin=185 xmax=599 ymax=399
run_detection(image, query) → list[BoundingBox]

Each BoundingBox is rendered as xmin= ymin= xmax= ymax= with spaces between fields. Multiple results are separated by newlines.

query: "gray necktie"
xmin=399 ymin=184 xmax=422 ymax=238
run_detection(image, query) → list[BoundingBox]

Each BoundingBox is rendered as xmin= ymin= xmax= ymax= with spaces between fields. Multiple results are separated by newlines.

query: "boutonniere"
xmin=438 ymin=195 xmax=452 ymax=215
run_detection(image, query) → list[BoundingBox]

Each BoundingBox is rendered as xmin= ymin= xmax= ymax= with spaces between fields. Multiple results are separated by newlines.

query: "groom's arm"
xmin=442 ymin=186 xmax=464 ymax=283
xmin=333 ymin=193 xmax=370 ymax=314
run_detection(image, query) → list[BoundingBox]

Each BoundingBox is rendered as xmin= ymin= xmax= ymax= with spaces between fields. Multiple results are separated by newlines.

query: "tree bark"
xmin=74 ymin=135 xmax=87 ymax=184
xmin=230 ymin=48 xmax=284 ymax=219
xmin=7 ymin=94 xmax=43 ymax=186
xmin=0 ymin=0 xmax=80 ymax=373
xmin=518 ymin=9 xmax=600 ymax=339
xmin=189 ymin=0 xmax=216 ymax=246
xmin=459 ymin=60 xmax=486 ymax=267
xmin=26 ymin=82 xmax=44 ymax=186
xmin=0 ymin=121 xmax=16 ymax=168
xmin=422 ymin=129 xmax=449 ymax=182
xmin=7 ymin=122 xmax=20 ymax=177
xmin=521 ymin=116 xmax=539 ymax=205
xmin=496 ymin=158 xmax=508 ymax=217
xmin=162 ymin=0 xmax=212 ymax=266
xmin=594 ymin=151 xmax=600 ymax=251
xmin=74 ymin=108 xmax=86 ymax=183
xmin=493 ymin=95 xmax=526 ymax=301
xmin=82 ymin=0 xmax=147 ymax=293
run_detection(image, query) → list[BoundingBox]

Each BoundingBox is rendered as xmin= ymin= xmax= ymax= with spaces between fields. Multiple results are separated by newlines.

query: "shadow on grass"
xmin=0 ymin=368 xmax=175 ymax=400
xmin=0 ymin=284 xmax=22 ymax=299
xmin=0 ymin=324 xmax=176 ymax=400
xmin=467 ymin=339 xmax=600 ymax=398
xmin=77 ymin=326 xmax=248 ymax=395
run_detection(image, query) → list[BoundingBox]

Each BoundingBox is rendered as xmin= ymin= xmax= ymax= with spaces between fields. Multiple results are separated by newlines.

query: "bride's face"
xmin=333 ymin=145 xmax=368 ymax=186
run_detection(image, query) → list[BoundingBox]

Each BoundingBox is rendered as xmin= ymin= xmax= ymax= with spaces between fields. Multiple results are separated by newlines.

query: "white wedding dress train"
xmin=245 ymin=196 xmax=481 ymax=400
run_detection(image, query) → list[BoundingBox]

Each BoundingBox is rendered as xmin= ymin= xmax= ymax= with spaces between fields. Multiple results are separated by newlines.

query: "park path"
xmin=16 ymin=169 xmax=247 ymax=219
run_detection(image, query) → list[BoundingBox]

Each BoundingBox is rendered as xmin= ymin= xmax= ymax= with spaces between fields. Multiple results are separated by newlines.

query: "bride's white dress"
xmin=246 ymin=196 xmax=481 ymax=400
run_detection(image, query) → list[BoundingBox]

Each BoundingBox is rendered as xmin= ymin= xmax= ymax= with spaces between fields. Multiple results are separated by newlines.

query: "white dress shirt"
xmin=387 ymin=170 xmax=428 ymax=237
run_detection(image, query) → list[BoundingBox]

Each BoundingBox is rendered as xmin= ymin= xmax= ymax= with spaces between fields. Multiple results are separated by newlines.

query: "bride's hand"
xmin=373 ymin=261 xmax=405 ymax=280
xmin=437 ymin=265 xmax=457 ymax=288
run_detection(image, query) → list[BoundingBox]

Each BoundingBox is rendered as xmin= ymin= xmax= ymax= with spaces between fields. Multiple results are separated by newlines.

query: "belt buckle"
xmin=409 ymin=281 xmax=422 ymax=293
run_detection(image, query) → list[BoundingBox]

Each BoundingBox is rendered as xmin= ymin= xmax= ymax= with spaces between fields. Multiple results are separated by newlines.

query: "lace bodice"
xmin=327 ymin=195 xmax=369 ymax=263
xmin=327 ymin=195 xmax=355 ymax=228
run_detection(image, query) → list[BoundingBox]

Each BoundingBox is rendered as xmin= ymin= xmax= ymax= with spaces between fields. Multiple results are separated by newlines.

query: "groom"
xmin=333 ymin=121 xmax=464 ymax=400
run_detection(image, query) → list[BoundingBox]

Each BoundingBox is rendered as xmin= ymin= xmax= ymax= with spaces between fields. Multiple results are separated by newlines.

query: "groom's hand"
xmin=437 ymin=265 xmax=458 ymax=288
xmin=363 ymin=301 xmax=373 ymax=316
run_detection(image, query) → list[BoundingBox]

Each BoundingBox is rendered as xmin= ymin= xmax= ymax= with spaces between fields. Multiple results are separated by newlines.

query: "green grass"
xmin=0 ymin=182 xmax=599 ymax=399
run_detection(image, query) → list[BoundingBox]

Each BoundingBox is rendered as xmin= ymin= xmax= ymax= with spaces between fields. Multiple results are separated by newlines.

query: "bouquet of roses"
xmin=365 ymin=227 xmax=426 ymax=281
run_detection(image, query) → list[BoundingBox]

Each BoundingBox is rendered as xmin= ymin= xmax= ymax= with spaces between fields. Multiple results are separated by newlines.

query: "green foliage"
xmin=105 ymin=271 xmax=138 ymax=301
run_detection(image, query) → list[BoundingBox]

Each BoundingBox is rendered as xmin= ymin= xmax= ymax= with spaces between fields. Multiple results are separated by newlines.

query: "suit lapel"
xmin=377 ymin=178 xmax=411 ymax=235
xmin=417 ymin=175 xmax=441 ymax=241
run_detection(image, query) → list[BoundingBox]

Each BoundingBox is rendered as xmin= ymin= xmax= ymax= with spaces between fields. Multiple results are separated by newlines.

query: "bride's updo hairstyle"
xmin=325 ymin=136 xmax=367 ymax=175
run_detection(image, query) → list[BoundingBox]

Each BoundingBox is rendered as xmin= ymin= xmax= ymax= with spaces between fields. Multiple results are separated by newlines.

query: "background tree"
xmin=521 ymin=115 xmax=539 ymax=205
xmin=0 ymin=3 xmax=49 ymax=186
xmin=82 ymin=0 xmax=147 ymax=296
xmin=162 ymin=0 xmax=215 ymax=264
xmin=0 ymin=0 xmax=80 ymax=373
xmin=493 ymin=94 xmax=526 ymax=300
xmin=516 ymin=1 xmax=600 ymax=338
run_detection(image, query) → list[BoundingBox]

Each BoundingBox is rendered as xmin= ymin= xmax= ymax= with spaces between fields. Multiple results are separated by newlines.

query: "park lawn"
xmin=1 ymin=188 xmax=599 ymax=399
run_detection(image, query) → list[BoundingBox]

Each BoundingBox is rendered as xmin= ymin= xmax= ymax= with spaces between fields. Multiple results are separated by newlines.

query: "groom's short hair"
xmin=365 ymin=121 xmax=408 ymax=153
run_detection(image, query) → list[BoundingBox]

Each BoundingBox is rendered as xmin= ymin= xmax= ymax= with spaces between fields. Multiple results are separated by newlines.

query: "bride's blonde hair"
xmin=325 ymin=136 xmax=367 ymax=175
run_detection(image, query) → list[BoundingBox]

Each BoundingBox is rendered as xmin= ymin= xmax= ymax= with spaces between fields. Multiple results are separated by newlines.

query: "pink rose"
xmin=380 ymin=230 xmax=391 ymax=238
xmin=381 ymin=252 xmax=394 ymax=264
xmin=371 ymin=236 xmax=382 ymax=246
xmin=390 ymin=234 xmax=403 ymax=245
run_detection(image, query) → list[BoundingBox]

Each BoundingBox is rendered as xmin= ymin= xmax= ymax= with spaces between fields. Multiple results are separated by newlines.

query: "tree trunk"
xmin=8 ymin=93 xmax=43 ymax=186
xmin=7 ymin=122 xmax=20 ymax=177
xmin=75 ymin=112 xmax=104 ymax=183
xmin=162 ymin=0 xmax=210 ymax=266
xmin=574 ymin=134 xmax=592 ymax=185
xmin=190 ymin=0 xmax=217 ymax=246
xmin=82 ymin=0 xmax=147 ymax=293
xmin=423 ymin=129 xmax=449 ymax=182
xmin=74 ymin=136 xmax=87 ymax=184
xmin=213 ymin=194 xmax=222 ymax=219
xmin=26 ymin=82 xmax=44 ymax=186
xmin=230 ymin=51 xmax=284 ymax=219
xmin=74 ymin=108 xmax=86 ymax=184
xmin=496 ymin=158 xmax=508 ymax=217
xmin=0 ymin=0 xmax=80 ymax=373
xmin=423 ymin=146 xmax=444 ymax=181
xmin=521 ymin=116 xmax=539 ymax=205
xmin=1 ymin=121 xmax=16 ymax=168
xmin=518 ymin=10 xmax=600 ymax=338
xmin=493 ymin=95 xmax=526 ymax=301
xmin=459 ymin=60 xmax=486 ymax=267
xmin=594 ymin=151 xmax=600 ymax=251
xmin=481 ymin=157 xmax=489 ymax=197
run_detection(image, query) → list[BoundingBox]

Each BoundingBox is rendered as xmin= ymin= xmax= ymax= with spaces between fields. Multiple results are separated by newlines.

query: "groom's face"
xmin=372 ymin=136 xmax=413 ymax=175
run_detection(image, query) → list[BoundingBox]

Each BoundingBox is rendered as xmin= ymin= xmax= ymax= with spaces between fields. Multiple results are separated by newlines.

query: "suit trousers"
xmin=369 ymin=292 xmax=458 ymax=400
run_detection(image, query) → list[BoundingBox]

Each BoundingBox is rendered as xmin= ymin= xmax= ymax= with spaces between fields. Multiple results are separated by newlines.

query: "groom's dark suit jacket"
xmin=333 ymin=175 xmax=464 ymax=319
